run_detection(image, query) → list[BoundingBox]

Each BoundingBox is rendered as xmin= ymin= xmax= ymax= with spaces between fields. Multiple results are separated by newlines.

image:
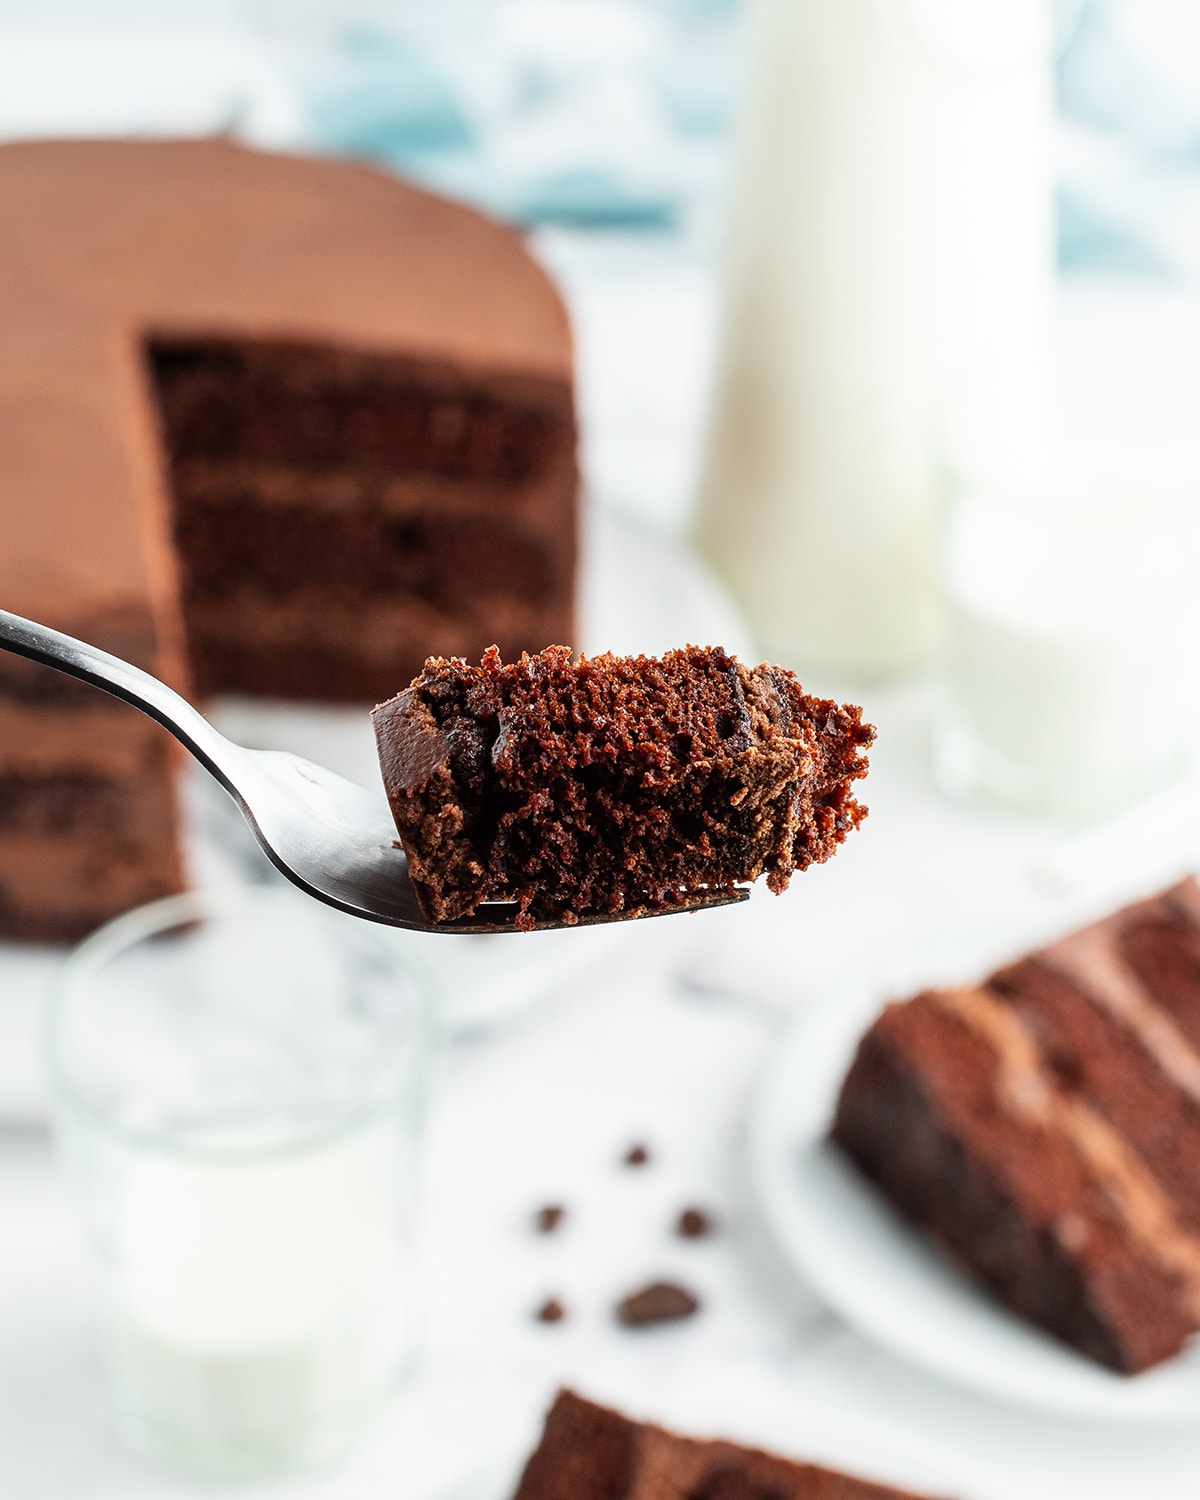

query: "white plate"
xmin=746 ymin=986 xmax=1200 ymax=1423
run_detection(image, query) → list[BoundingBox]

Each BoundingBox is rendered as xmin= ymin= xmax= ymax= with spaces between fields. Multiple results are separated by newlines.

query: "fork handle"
xmin=0 ymin=607 xmax=238 ymax=786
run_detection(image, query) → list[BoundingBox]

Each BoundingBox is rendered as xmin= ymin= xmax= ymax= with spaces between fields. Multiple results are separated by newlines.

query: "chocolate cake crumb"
xmin=373 ymin=645 xmax=873 ymax=929
xmin=624 ymin=1143 xmax=651 ymax=1167
xmin=615 ymin=1281 xmax=700 ymax=1327
xmin=676 ymin=1207 xmax=714 ymax=1239
xmin=535 ymin=1204 xmax=565 ymax=1234
xmin=535 ymin=1297 xmax=566 ymax=1324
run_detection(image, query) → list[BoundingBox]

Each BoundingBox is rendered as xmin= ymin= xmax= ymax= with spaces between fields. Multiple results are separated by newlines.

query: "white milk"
xmin=937 ymin=496 xmax=1196 ymax=816
xmin=696 ymin=0 xmax=1054 ymax=677
xmin=102 ymin=1122 xmax=418 ymax=1475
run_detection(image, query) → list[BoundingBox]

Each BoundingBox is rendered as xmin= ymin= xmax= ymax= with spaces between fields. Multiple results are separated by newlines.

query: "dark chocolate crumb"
xmin=615 ymin=1281 xmax=700 ymax=1327
xmin=624 ymin=1142 xmax=651 ymax=1167
xmin=676 ymin=1207 xmax=714 ymax=1239
xmin=535 ymin=1204 xmax=565 ymax=1234
xmin=535 ymin=1297 xmax=566 ymax=1324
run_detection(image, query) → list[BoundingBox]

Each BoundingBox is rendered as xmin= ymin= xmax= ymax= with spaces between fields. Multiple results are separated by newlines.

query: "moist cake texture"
xmin=372 ymin=645 xmax=873 ymax=928
xmin=0 ymin=138 xmax=576 ymax=940
xmin=511 ymin=1390 xmax=943 ymax=1500
xmin=833 ymin=877 xmax=1200 ymax=1374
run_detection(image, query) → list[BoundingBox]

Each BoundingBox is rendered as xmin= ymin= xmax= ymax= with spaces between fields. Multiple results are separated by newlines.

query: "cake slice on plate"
xmin=511 ymin=1390 xmax=944 ymax=1499
xmin=833 ymin=878 xmax=1200 ymax=1374
xmin=372 ymin=644 xmax=873 ymax=928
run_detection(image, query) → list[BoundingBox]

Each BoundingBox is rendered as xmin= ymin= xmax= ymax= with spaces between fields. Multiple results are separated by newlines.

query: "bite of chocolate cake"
xmin=372 ymin=644 xmax=873 ymax=929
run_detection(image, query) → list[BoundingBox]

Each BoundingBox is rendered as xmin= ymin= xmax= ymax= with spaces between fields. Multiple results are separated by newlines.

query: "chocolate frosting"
xmin=372 ymin=688 xmax=451 ymax=796
xmin=1037 ymin=879 xmax=1200 ymax=1108
xmin=932 ymin=985 xmax=1200 ymax=1319
xmin=0 ymin=138 xmax=573 ymax=671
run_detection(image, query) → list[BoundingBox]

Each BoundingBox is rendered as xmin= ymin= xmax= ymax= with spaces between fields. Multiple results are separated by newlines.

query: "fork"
xmin=0 ymin=609 xmax=749 ymax=933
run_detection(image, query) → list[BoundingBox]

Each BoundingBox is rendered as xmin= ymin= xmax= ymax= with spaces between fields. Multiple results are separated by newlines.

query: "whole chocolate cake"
xmin=511 ymin=1390 xmax=945 ymax=1500
xmin=0 ymin=138 xmax=576 ymax=940
xmin=833 ymin=877 xmax=1200 ymax=1374
xmin=372 ymin=644 xmax=873 ymax=928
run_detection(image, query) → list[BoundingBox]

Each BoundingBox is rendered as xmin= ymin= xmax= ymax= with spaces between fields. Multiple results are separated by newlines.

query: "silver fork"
xmin=0 ymin=609 xmax=749 ymax=933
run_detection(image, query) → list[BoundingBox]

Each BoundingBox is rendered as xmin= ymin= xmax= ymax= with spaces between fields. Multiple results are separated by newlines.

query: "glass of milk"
xmin=935 ymin=454 xmax=1200 ymax=817
xmin=44 ymin=886 xmax=436 ymax=1482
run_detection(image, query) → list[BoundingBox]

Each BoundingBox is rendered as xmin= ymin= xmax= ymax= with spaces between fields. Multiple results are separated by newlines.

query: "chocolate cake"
xmin=372 ymin=645 xmax=872 ymax=928
xmin=833 ymin=878 xmax=1200 ymax=1374
xmin=0 ymin=138 xmax=576 ymax=940
xmin=511 ymin=1390 xmax=943 ymax=1500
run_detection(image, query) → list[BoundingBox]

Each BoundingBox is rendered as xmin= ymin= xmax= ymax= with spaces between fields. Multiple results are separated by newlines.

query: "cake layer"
xmin=185 ymin=589 xmax=568 ymax=650
xmin=0 ymin=771 xmax=178 ymax=842
xmin=186 ymin=596 xmax=568 ymax=702
xmin=0 ymin=701 xmax=174 ymax=780
xmin=174 ymin=490 xmax=567 ymax=610
xmin=169 ymin=456 xmax=575 ymax=518
xmin=990 ymin=959 xmax=1200 ymax=1237
xmin=0 ymin=728 xmax=184 ymax=941
xmin=374 ymin=645 xmax=872 ymax=927
xmin=1112 ymin=881 xmax=1200 ymax=1052
xmin=155 ymin=339 xmax=577 ymax=664
xmin=983 ymin=882 xmax=1200 ymax=1238
xmin=833 ymin=988 xmax=1200 ymax=1372
xmin=150 ymin=340 xmax=573 ymax=482
xmin=512 ymin=1390 xmax=936 ymax=1500
xmin=0 ymin=822 xmax=183 ymax=943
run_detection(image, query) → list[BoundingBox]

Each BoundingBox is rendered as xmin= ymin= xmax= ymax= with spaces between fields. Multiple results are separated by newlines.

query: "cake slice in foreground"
xmin=511 ymin=1390 xmax=944 ymax=1500
xmin=832 ymin=878 xmax=1200 ymax=1374
xmin=372 ymin=645 xmax=873 ymax=928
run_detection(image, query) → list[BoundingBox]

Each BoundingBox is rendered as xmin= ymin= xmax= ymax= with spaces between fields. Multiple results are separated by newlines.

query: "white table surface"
xmin=7 ymin=216 xmax=1200 ymax=1500
xmin=7 ymin=667 xmax=1200 ymax=1500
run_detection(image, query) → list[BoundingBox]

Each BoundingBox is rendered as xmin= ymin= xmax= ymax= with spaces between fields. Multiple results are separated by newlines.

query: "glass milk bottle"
xmin=695 ymin=0 xmax=1055 ymax=678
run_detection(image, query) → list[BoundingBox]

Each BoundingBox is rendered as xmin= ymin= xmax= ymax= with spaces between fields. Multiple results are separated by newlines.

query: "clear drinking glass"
xmin=934 ymin=481 xmax=1200 ymax=817
xmin=44 ymin=886 xmax=436 ymax=1483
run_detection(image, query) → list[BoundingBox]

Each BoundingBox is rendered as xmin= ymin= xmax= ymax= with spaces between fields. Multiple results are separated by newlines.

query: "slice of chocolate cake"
xmin=511 ymin=1390 xmax=944 ymax=1500
xmin=832 ymin=877 xmax=1200 ymax=1374
xmin=372 ymin=645 xmax=873 ymax=928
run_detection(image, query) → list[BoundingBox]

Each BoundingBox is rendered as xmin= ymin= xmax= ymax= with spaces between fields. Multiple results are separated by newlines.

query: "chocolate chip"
xmin=623 ymin=1142 xmax=651 ymax=1167
xmin=615 ymin=1281 xmax=700 ymax=1327
xmin=535 ymin=1204 xmax=565 ymax=1234
xmin=676 ymin=1207 xmax=714 ymax=1239
xmin=535 ymin=1297 xmax=566 ymax=1324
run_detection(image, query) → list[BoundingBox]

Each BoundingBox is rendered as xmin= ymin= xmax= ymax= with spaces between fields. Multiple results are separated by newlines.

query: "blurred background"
xmin=7 ymin=2 xmax=1200 ymax=1498
xmin=6 ymin=0 xmax=1200 ymax=525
